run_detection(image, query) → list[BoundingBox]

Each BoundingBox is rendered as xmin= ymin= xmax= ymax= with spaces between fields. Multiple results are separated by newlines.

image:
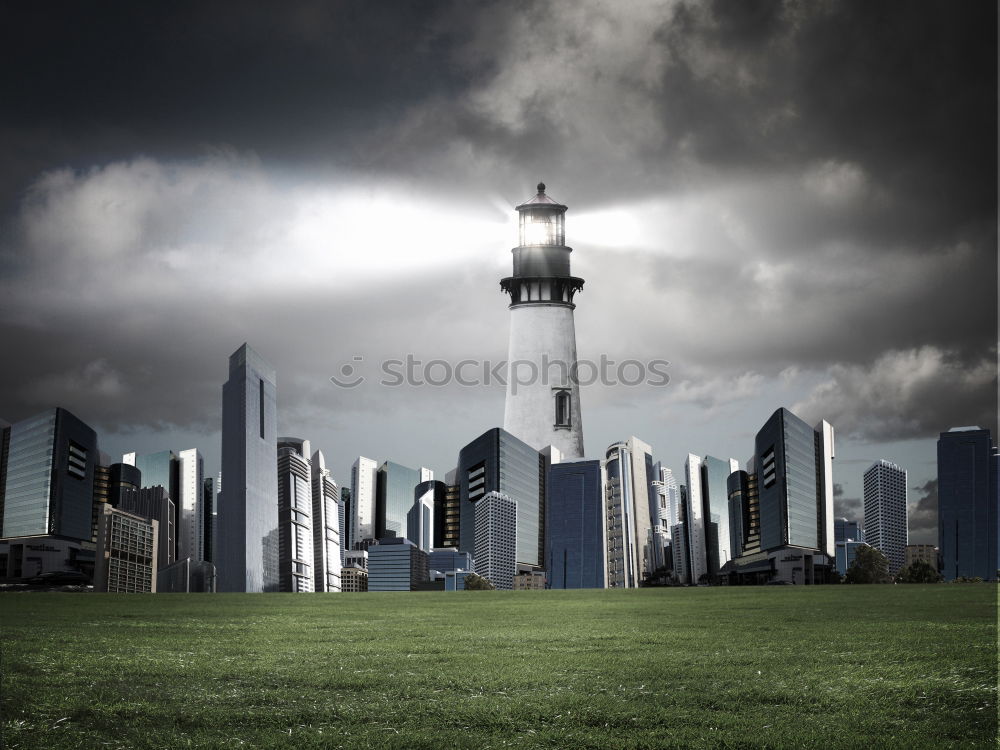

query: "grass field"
xmin=1 ymin=586 xmax=996 ymax=749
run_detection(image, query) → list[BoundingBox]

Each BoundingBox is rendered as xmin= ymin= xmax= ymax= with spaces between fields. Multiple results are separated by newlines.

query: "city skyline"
xmin=0 ymin=3 xmax=995 ymax=547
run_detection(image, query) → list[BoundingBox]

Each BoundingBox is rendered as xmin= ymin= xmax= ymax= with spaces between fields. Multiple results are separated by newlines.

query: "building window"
xmin=554 ymin=390 xmax=571 ymax=428
xmin=259 ymin=378 xmax=265 ymax=439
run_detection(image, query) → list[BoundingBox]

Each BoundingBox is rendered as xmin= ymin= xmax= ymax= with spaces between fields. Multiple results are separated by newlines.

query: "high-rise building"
xmin=218 ymin=343 xmax=279 ymax=593
xmin=458 ymin=428 xmax=541 ymax=568
xmin=546 ymin=460 xmax=605 ymax=589
xmin=91 ymin=462 xmax=141 ymax=543
xmin=651 ymin=466 xmax=681 ymax=536
xmin=2 ymin=408 xmax=99 ymax=542
xmin=684 ymin=455 xmax=740 ymax=582
xmin=367 ymin=537 xmax=428 ymax=591
xmin=727 ymin=469 xmax=760 ymax=563
xmin=351 ymin=457 xmax=378 ymax=544
xmin=501 ymin=183 xmax=585 ymax=459
xmin=729 ymin=408 xmax=835 ymax=584
xmin=277 ymin=438 xmax=315 ymax=593
xmin=339 ymin=485 xmax=352 ymax=564
xmin=117 ymin=486 xmax=175 ymax=572
xmin=376 ymin=461 xmax=422 ymax=541
xmin=202 ymin=477 xmax=215 ymax=563
xmin=937 ymin=427 xmax=999 ymax=581
xmin=176 ymin=448 xmax=204 ymax=562
xmin=0 ymin=419 xmax=10 ymax=536
xmin=603 ymin=438 xmax=654 ymax=587
xmin=310 ymin=449 xmax=342 ymax=593
xmin=863 ymin=460 xmax=908 ymax=575
xmin=410 ymin=480 xmax=441 ymax=553
xmin=123 ymin=449 xmax=180 ymax=558
xmin=474 ymin=491 xmax=518 ymax=590
xmin=94 ymin=504 xmax=158 ymax=593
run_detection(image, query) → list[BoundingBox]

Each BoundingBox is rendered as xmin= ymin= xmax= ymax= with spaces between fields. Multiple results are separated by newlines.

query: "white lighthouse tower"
xmin=502 ymin=183 xmax=585 ymax=459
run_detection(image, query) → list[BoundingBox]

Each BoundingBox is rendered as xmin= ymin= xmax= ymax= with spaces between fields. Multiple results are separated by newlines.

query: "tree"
xmin=844 ymin=545 xmax=890 ymax=584
xmin=462 ymin=573 xmax=495 ymax=590
xmin=895 ymin=560 xmax=942 ymax=583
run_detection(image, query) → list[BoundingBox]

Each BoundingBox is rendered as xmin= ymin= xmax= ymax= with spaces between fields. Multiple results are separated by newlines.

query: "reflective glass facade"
xmin=755 ymin=408 xmax=823 ymax=553
xmin=937 ymin=428 xmax=999 ymax=581
xmin=376 ymin=461 xmax=420 ymax=540
xmin=2 ymin=408 xmax=97 ymax=541
xmin=546 ymin=460 xmax=604 ymax=588
xmin=368 ymin=537 xmax=428 ymax=591
xmin=702 ymin=456 xmax=738 ymax=572
xmin=218 ymin=344 xmax=279 ymax=592
xmin=458 ymin=428 xmax=541 ymax=567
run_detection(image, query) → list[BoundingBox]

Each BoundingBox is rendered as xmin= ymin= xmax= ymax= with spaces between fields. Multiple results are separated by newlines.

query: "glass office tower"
xmin=458 ymin=428 xmax=541 ymax=568
xmin=218 ymin=343 xmax=279 ymax=592
xmin=376 ymin=461 xmax=421 ymax=540
xmin=937 ymin=427 xmax=999 ymax=581
xmin=546 ymin=460 xmax=605 ymax=588
xmin=2 ymin=408 xmax=98 ymax=542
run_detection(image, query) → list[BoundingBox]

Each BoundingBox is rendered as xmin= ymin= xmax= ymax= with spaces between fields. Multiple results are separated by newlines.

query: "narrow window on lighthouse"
xmin=555 ymin=390 xmax=571 ymax=427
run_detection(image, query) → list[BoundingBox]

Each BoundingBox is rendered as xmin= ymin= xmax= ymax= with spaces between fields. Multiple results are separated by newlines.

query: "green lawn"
xmin=1 ymin=586 xmax=996 ymax=749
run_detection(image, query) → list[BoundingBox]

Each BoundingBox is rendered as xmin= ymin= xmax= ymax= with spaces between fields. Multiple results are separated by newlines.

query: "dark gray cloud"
xmin=0 ymin=1 xmax=995 ymax=483
xmin=833 ymin=483 xmax=863 ymax=522
xmin=909 ymin=478 xmax=938 ymax=545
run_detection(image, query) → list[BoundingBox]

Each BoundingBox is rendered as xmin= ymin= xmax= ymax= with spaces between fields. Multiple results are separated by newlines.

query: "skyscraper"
xmin=730 ymin=407 xmax=835 ymax=584
xmin=603 ymin=438 xmax=654 ymax=587
xmin=311 ymin=449 xmax=342 ymax=593
xmin=202 ymin=476 xmax=215 ymax=563
xmin=502 ymin=183 xmax=585 ymax=459
xmin=123 ymin=449 xmax=180 ymax=558
xmin=458 ymin=428 xmax=541 ymax=569
xmin=863 ymin=460 xmax=908 ymax=575
xmin=277 ymin=437 xmax=315 ymax=592
xmin=218 ymin=343 xmax=279 ymax=593
xmin=410 ymin=480 xmax=442 ymax=553
xmin=351 ymin=456 xmax=378 ymax=544
xmin=474 ymin=491 xmax=518 ymax=590
xmin=683 ymin=455 xmax=740 ymax=582
xmin=376 ymin=461 xmax=422 ymax=541
xmin=118 ymin=486 xmax=175 ymax=572
xmin=177 ymin=448 xmax=204 ymax=562
xmin=937 ymin=427 xmax=999 ymax=581
xmin=546 ymin=460 xmax=605 ymax=589
xmin=2 ymin=408 xmax=99 ymax=542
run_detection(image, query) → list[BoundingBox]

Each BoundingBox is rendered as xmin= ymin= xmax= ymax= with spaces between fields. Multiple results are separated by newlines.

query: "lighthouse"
xmin=501 ymin=183 xmax=585 ymax=459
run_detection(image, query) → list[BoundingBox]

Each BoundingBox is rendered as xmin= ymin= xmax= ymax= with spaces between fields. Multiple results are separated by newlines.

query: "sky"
xmin=1 ymin=1 xmax=996 ymax=545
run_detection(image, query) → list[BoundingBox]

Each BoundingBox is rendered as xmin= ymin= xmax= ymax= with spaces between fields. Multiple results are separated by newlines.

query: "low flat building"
xmin=367 ymin=537 xmax=428 ymax=591
xmin=905 ymin=544 xmax=938 ymax=569
xmin=341 ymin=565 xmax=368 ymax=592
xmin=513 ymin=570 xmax=546 ymax=590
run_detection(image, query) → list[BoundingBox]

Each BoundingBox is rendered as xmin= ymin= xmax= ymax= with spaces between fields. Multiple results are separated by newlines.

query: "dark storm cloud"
xmin=909 ymin=478 xmax=939 ymax=544
xmin=0 ymin=0 xmax=995 ymax=466
xmin=833 ymin=483 xmax=863 ymax=522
